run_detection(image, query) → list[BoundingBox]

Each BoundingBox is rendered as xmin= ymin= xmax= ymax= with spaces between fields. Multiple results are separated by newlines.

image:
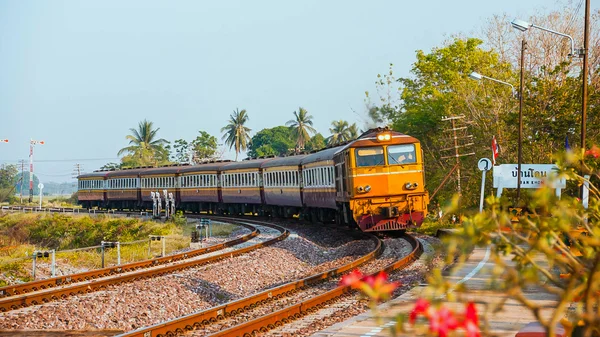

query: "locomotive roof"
xmin=78 ymin=171 xmax=110 ymax=179
xmin=222 ymin=158 xmax=274 ymax=171
xmin=261 ymin=155 xmax=307 ymax=168
xmin=179 ymin=161 xmax=233 ymax=173
xmin=301 ymin=146 xmax=343 ymax=165
xmin=339 ymin=128 xmax=419 ymax=151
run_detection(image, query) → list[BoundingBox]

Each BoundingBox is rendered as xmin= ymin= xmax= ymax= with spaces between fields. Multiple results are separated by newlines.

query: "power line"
xmin=1 ymin=157 xmax=119 ymax=163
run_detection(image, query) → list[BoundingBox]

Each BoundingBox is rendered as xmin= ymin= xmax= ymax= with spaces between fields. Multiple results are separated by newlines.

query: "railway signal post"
xmin=31 ymin=250 xmax=55 ymax=280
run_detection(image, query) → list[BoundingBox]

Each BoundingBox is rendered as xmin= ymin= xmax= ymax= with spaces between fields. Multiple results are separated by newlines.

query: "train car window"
xmin=355 ymin=147 xmax=385 ymax=167
xmin=387 ymin=144 xmax=416 ymax=165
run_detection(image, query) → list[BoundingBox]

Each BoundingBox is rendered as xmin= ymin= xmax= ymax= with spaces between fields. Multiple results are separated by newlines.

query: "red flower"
xmin=340 ymin=269 xmax=363 ymax=288
xmin=585 ymin=145 xmax=600 ymax=158
xmin=428 ymin=306 xmax=459 ymax=337
xmin=462 ymin=302 xmax=481 ymax=337
xmin=409 ymin=298 xmax=431 ymax=323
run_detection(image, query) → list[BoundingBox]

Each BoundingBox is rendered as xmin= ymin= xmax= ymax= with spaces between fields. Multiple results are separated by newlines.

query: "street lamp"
xmin=29 ymin=139 xmax=45 ymax=203
xmin=469 ymin=70 xmax=523 ymax=203
xmin=510 ymin=19 xmax=580 ymax=57
xmin=469 ymin=72 xmax=517 ymax=97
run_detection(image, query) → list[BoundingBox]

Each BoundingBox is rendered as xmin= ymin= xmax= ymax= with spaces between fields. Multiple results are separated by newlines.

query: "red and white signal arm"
xmin=0 ymin=139 xmax=8 ymax=143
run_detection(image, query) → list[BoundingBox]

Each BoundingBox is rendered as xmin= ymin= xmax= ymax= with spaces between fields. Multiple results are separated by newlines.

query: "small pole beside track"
xmin=51 ymin=249 xmax=55 ymax=277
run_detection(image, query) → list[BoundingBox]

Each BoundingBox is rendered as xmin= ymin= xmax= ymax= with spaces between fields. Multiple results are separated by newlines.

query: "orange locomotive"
xmin=333 ymin=128 xmax=429 ymax=231
xmin=77 ymin=127 xmax=429 ymax=232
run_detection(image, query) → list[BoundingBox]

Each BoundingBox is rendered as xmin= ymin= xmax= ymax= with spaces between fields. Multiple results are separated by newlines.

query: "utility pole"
xmin=73 ymin=163 xmax=82 ymax=177
xmin=441 ymin=115 xmax=475 ymax=196
xmin=18 ymin=160 xmax=26 ymax=204
xmin=28 ymin=139 xmax=45 ymax=203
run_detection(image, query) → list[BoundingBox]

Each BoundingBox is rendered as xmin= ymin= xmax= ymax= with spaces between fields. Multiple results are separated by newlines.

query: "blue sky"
xmin=0 ymin=0 xmax=560 ymax=183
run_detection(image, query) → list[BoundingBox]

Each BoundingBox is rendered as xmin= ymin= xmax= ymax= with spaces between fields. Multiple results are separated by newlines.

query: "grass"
xmin=413 ymin=218 xmax=461 ymax=236
xmin=0 ymin=212 xmax=216 ymax=285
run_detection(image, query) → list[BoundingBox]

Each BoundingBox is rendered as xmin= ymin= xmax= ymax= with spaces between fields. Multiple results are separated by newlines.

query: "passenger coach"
xmin=78 ymin=127 xmax=429 ymax=233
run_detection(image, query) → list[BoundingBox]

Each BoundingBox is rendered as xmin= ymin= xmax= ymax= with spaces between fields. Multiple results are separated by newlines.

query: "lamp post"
xmin=468 ymin=70 xmax=523 ymax=203
xmin=511 ymin=17 xmax=587 ymax=197
xmin=29 ymin=139 xmax=45 ymax=203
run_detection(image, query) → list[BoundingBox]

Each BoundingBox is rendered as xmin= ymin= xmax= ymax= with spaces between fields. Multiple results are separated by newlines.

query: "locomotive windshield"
xmin=355 ymin=147 xmax=385 ymax=167
xmin=387 ymin=144 xmax=416 ymax=165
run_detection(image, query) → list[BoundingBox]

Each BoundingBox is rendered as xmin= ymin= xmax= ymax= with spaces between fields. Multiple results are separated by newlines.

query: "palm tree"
xmin=348 ymin=123 xmax=360 ymax=140
xmin=286 ymin=107 xmax=316 ymax=152
xmin=117 ymin=119 xmax=168 ymax=166
xmin=327 ymin=120 xmax=351 ymax=146
xmin=221 ymin=108 xmax=252 ymax=161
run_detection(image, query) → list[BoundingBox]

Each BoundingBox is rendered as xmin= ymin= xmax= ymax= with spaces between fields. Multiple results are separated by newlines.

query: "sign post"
xmin=38 ymin=183 xmax=44 ymax=209
xmin=477 ymin=158 xmax=492 ymax=213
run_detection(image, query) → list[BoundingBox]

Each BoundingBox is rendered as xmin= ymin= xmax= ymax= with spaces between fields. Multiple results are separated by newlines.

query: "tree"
xmin=305 ymin=133 xmax=326 ymax=152
xmin=286 ymin=107 xmax=316 ymax=153
xmin=327 ymin=120 xmax=352 ymax=146
xmin=247 ymin=126 xmax=295 ymax=158
xmin=172 ymin=139 xmax=189 ymax=164
xmin=100 ymin=162 xmax=121 ymax=171
xmin=221 ymin=108 xmax=252 ymax=161
xmin=117 ymin=119 xmax=169 ymax=167
xmin=348 ymin=123 xmax=360 ymax=140
xmin=0 ymin=164 xmax=18 ymax=202
xmin=191 ymin=131 xmax=218 ymax=163
xmin=389 ymin=37 xmax=514 ymax=206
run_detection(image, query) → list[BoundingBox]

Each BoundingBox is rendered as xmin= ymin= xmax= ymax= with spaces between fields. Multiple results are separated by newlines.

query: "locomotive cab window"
xmin=387 ymin=144 xmax=416 ymax=165
xmin=355 ymin=147 xmax=385 ymax=167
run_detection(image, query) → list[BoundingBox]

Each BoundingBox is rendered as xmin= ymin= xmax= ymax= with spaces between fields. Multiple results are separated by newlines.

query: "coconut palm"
xmin=117 ymin=119 xmax=168 ymax=166
xmin=348 ymin=123 xmax=360 ymax=140
xmin=327 ymin=120 xmax=352 ymax=146
xmin=286 ymin=107 xmax=316 ymax=152
xmin=221 ymin=108 xmax=252 ymax=161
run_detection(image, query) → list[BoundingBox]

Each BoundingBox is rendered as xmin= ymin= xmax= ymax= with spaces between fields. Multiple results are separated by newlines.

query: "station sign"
xmin=493 ymin=164 xmax=566 ymax=189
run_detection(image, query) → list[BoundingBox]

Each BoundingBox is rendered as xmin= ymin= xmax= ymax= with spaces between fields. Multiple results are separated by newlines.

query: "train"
xmin=77 ymin=127 xmax=429 ymax=232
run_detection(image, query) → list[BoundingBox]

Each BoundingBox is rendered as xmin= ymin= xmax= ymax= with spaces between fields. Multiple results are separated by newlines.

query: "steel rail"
xmin=0 ymin=222 xmax=289 ymax=312
xmin=207 ymin=233 xmax=422 ymax=337
xmin=116 ymin=229 xmax=382 ymax=337
xmin=0 ymin=223 xmax=258 ymax=300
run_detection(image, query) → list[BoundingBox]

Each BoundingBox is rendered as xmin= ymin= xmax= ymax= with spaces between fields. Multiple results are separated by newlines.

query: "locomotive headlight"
xmin=376 ymin=133 xmax=391 ymax=142
xmin=357 ymin=185 xmax=371 ymax=194
xmin=404 ymin=182 xmax=418 ymax=190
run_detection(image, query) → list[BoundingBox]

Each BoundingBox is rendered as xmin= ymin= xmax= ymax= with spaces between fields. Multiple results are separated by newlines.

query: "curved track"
xmin=116 ymin=231 xmax=420 ymax=337
xmin=0 ymin=219 xmax=288 ymax=312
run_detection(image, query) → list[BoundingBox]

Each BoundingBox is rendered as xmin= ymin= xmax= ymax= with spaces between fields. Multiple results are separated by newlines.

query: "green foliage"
xmin=327 ymin=120 xmax=353 ymax=146
xmin=286 ymin=107 xmax=316 ymax=152
xmin=1 ymin=165 xmax=20 ymax=202
xmin=221 ymin=108 xmax=252 ymax=161
xmin=248 ymin=126 xmax=295 ymax=158
xmin=100 ymin=162 xmax=121 ymax=171
xmin=0 ymin=213 xmax=174 ymax=250
xmin=419 ymin=150 xmax=600 ymax=335
xmin=191 ymin=131 xmax=218 ymax=162
xmin=374 ymin=38 xmax=514 ymax=207
xmin=172 ymin=139 xmax=190 ymax=163
xmin=305 ymin=133 xmax=326 ymax=152
xmin=118 ymin=119 xmax=170 ymax=167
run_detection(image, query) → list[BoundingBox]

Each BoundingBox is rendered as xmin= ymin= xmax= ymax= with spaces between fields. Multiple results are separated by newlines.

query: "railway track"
xmin=0 ymin=219 xmax=289 ymax=313
xmin=115 ymin=232 xmax=421 ymax=337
